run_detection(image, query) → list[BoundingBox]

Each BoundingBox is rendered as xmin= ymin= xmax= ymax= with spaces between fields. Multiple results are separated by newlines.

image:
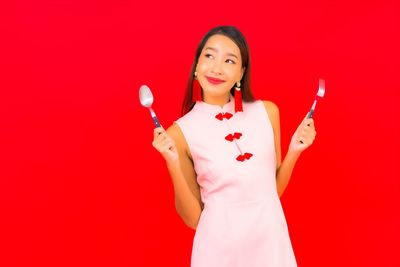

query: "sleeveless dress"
xmin=175 ymin=97 xmax=297 ymax=267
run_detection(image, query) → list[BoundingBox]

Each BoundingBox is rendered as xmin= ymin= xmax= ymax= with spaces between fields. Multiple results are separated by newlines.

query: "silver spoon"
xmin=139 ymin=85 xmax=161 ymax=128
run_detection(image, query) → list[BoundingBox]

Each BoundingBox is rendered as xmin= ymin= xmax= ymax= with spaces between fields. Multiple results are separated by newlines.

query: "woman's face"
xmin=196 ymin=34 xmax=244 ymax=101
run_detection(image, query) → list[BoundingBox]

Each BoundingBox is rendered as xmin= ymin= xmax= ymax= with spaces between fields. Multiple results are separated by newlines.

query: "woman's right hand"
xmin=152 ymin=127 xmax=180 ymax=166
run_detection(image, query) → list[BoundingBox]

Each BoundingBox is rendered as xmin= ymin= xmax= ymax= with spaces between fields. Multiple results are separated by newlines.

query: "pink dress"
xmin=175 ymin=98 xmax=297 ymax=267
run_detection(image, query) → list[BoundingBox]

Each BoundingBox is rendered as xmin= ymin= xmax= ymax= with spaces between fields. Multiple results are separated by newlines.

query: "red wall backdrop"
xmin=1 ymin=0 xmax=399 ymax=266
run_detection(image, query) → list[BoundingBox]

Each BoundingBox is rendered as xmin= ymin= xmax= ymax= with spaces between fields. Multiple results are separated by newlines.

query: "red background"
xmin=1 ymin=0 xmax=399 ymax=266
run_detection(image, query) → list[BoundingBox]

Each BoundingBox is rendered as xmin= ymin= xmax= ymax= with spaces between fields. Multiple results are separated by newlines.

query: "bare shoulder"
xmin=166 ymin=122 xmax=191 ymax=158
xmin=166 ymin=123 xmax=181 ymax=138
xmin=262 ymin=100 xmax=280 ymax=122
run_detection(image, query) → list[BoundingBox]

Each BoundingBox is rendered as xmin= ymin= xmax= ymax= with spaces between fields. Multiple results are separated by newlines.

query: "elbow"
xmin=175 ymin=200 xmax=202 ymax=230
xmin=176 ymin=208 xmax=200 ymax=230
xmin=276 ymin=184 xmax=284 ymax=198
xmin=181 ymin=214 xmax=199 ymax=230
xmin=185 ymin=220 xmax=198 ymax=230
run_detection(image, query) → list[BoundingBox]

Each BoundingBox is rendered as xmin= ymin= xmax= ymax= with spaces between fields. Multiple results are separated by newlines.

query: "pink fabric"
xmin=175 ymin=98 xmax=297 ymax=267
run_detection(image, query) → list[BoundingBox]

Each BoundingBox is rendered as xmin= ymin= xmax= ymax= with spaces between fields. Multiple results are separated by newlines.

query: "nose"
xmin=211 ymin=60 xmax=223 ymax=75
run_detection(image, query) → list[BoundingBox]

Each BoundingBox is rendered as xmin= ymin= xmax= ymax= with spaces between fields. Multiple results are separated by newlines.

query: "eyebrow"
xmin=205 ymin=47 xmax=239 ymax=59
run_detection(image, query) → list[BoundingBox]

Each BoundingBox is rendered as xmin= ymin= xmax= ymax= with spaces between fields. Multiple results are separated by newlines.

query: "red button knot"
xmin=236 ymin=153 xmax=253 ymax=162
xmin=215 ymin=112 xmax=233 ymax=121
xmin=225 ymin=132 xmax=242 ymax=142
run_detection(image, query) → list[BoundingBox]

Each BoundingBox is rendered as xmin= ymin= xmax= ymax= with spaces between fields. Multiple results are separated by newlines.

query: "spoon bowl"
xmin=139 ymin=85 xmax=154 ymax=108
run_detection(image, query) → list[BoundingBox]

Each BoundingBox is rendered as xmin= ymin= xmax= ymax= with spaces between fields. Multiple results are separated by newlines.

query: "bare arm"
xmin=153 ymin=124 xmax=202 ymax=229
xmin=263 ymin=101 xmax=316 ymax=197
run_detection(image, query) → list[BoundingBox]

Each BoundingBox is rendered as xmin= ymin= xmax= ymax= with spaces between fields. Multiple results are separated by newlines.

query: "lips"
xmin=206 ymin=76 xmax=225 ymax=85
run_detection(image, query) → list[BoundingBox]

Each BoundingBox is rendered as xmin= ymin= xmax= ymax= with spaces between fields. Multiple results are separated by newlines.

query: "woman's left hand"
xmin=289 ymin=115 xmax=317 ymax=154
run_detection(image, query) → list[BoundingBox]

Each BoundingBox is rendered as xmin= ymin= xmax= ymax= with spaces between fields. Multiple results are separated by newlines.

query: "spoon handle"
xmin=149 ymin=108 xmax=161 ymax=128
xmin=307 ymin=99 xmax=317 ymax=119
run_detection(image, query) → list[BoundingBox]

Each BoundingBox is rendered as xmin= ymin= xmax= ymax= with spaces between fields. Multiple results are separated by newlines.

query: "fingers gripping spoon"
xmin=307 ymin=78 xmax=326 ymax=118
xmin=139 ymin=85 xmax=161 ymax=128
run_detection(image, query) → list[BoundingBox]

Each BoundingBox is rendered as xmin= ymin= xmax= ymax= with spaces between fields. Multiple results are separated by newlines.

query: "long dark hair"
xmin=181 ymin=26 xmax=255 ymax=115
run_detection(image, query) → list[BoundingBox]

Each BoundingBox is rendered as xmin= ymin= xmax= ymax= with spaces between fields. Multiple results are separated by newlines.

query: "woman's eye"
xmin=205 ymin=54 xmax=213 ymax=59
xmin=226 ymin=59 xmax=236 ymax=64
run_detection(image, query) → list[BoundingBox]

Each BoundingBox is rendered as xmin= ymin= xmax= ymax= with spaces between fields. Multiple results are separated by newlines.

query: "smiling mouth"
xmin=206 ymin=76 xmax=225 ymax=85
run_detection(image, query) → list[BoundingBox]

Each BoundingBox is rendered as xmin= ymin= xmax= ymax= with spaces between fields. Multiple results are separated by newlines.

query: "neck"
xmin=203 ymin=94 xmax=231 ymax=107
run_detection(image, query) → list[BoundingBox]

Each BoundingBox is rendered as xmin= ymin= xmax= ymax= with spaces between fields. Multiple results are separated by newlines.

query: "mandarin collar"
xmin=193 ymin=94 xmax=235 ymax=115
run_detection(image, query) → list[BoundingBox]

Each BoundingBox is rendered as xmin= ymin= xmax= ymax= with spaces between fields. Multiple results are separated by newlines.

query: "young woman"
xmin=152 ymin=25 xmax=316 ymax=267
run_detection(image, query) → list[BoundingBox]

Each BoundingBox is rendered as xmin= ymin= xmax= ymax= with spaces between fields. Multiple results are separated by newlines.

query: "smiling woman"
xmin=151 ymin=25 xmax=316 ymax=267
xmin=182 ymin=26 xmax=255 ymax=115
xmin=196 ymin=35 xmax=245 ymax=105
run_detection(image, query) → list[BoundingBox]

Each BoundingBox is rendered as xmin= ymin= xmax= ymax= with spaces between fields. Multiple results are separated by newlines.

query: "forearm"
xmin=167 ymin=162 xmax=202 ymax=229
xmin=276 ymin=150 xmax=301 ymax=197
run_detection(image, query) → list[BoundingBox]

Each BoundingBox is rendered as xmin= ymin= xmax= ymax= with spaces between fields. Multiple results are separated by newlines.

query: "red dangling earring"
xmin=235 ymin=81 xmax=243 ymax=112
xmin=192 ymin=71 xmax=202 ymax=102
